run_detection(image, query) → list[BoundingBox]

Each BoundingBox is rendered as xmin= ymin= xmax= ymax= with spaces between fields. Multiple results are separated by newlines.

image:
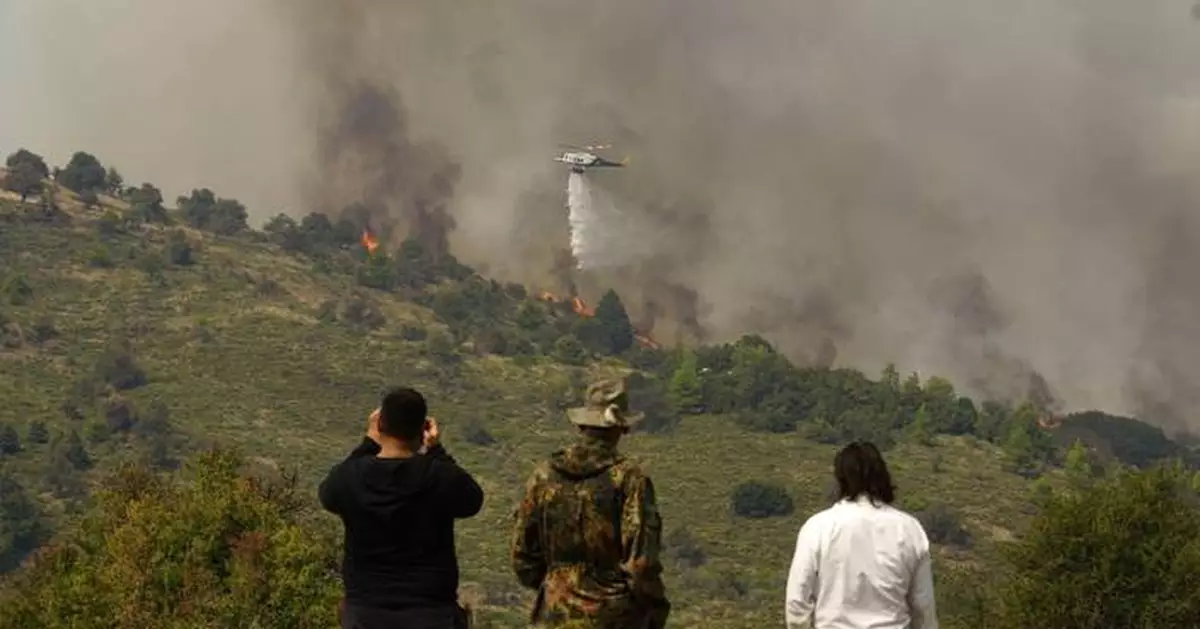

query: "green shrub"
xmin=730 ymin=480 xmax=794 ymax=519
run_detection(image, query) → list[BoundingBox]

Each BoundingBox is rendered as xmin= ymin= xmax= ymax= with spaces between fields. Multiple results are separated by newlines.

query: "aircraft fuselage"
xmin=555 ymin=151 xmax=624 ymax=172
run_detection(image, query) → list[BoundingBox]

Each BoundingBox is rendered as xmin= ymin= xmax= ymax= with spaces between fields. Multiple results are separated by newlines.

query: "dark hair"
xmin=379 ymin=387 xmax=427 ymax=442
xmin=833 ymin=441 xmax=896 ymax=505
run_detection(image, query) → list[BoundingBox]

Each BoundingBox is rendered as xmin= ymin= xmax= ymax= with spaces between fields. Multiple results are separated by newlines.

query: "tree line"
xmin=4 ymin=146 xmax=1193 ymax=476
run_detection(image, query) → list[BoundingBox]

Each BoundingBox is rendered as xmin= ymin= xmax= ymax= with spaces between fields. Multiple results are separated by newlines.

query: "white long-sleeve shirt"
xmin=785 ymin=496 xmax=938 ymax=629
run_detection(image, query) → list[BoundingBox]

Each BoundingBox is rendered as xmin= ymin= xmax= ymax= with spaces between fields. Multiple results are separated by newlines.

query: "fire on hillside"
xmin=538 ymin=291 xmax=660 ymax=349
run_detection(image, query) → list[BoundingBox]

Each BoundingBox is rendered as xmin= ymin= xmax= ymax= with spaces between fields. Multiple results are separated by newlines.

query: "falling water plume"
xmin=566 ymin=171 xmax=605 ymax=270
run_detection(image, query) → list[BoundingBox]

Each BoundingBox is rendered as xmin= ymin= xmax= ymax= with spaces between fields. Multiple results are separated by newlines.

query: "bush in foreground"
xmin=993 ymin=463 xmax=1200 ymax=628
xmin=0 ymin=449 xmax=341 ymax=629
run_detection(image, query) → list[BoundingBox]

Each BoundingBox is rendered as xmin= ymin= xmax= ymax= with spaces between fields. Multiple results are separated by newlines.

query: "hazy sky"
xmin=3 ymin=1 xmax=1200 ymax=431
xmin=0 ymin=2 xmax=22 ymax=129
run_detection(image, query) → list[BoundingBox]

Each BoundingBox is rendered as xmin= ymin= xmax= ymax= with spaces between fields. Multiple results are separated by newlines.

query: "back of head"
xmin=567 ymin=377 xmax=643 ymax=436
xmin=578 ymin=425 xmax=625 ymax=444
xmin=833 ymin=441 xmax=896 ymax=505
xmin=380 ymin=387 xmax=427 ymax=443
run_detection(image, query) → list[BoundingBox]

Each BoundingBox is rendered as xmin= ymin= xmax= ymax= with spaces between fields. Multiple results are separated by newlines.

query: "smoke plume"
xmin=289 ymin=1 xmax=462 ymax=257
xmin=4 ymin=1 xmax=1200 ymax=432
xmin=314 ymin=79 xmax=461 ymax=258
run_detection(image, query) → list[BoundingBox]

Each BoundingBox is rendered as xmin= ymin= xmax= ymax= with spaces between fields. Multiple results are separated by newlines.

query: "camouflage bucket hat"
xmin=567 ymin=377 xmax=643 ymax=430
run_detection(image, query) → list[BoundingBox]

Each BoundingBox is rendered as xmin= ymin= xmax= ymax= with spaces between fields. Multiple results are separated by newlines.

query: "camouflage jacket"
xmin=511 ymin=435 xmax=670 ymax=629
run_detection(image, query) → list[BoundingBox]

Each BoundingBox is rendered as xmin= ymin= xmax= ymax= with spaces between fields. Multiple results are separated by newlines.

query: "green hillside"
xmin=0 ymin=149 xmax=1196 ymax=628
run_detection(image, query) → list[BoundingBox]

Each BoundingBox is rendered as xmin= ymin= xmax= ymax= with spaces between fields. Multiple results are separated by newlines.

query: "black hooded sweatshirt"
xmin=318 ymin=438 xmax=484 ymax=610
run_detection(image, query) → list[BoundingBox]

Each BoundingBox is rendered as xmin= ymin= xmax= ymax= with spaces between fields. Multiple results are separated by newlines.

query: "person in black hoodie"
xmin=319 ymin=387 xmax=484 ymax=629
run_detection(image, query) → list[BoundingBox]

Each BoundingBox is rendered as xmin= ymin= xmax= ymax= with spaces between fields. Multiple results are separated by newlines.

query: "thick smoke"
xmin=314 ymin=79 xmax=461 ymax=258
xmin=289 ymin=0 xmax=461 ymax=256
xmin=4 ymin=1 xmax=1200 ymax=432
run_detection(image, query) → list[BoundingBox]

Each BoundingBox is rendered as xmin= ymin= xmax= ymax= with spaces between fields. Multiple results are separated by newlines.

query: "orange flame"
xmin=572 ymin=297 xmax=595 ymax=317
xmin=538 ymin=290 xmax=660 ymax=348
xmin=361 ymin=230 xmax=379 ymax=255
xmin=1037 ymin=414 xmax=1062 ymax=430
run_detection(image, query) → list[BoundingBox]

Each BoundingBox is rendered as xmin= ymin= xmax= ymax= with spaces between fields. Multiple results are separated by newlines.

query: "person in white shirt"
xmin=785 ymin=441 xmax=938 ymax=629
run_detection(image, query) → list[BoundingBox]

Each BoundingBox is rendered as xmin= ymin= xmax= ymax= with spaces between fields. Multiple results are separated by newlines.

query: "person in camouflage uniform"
xmin=510 ymin=377 xmax=671 ymax=629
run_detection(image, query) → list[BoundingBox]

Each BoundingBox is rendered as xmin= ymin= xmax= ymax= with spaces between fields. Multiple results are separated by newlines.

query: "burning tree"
xmin=592 ymin=290 xmax=636 ymax=354
xmin=537 ymin=289 xmax=653 ymax=355
xmin=316 ymin=81 xmax=461 ymax=263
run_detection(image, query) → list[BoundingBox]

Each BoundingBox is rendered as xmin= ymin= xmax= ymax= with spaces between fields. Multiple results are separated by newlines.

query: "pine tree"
xmin=922 ymin=376 xmax=959 ymax=432
xmin=1003 ymin=420 xmax=1035 ymax=470
xmin=877 ymin=364 xmax=901 ymax=421
xmin=1002 ymin=403 xmax=1051 ymax=475
xmin=104 ymin=167 xmax=124 ymax=195
xmin=907 ymin=404 xmax=934 ymax=446
xmin=898 ymin=371 xmax=924 ymax=425
xmin=592 ymin=289 xmax=636 ymax=354
xmin=668 ymin=350 xmax=704 ymax=414
xmin=881 ymin=363 xmax=900 ymax=391
xmin=1064 ymin=439 xmax=1093 ymax=486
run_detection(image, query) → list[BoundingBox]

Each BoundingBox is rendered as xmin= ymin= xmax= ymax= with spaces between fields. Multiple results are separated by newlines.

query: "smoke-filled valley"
xmin=3 ymin=1 xmax=1200 ymax=432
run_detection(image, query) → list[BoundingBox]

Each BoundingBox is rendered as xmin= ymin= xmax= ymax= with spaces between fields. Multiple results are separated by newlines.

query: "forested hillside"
xmin=0 ymin=148 xmax=1197 ymax=628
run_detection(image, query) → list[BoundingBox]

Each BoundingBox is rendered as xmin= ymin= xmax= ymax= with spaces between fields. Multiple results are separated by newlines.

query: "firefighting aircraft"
xmin=554 ymin=143 xmax=629 ymax=174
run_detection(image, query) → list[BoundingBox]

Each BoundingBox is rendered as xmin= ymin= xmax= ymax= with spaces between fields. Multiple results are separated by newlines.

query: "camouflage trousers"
xmin=529 ymin=599 xmax=669 ymax=629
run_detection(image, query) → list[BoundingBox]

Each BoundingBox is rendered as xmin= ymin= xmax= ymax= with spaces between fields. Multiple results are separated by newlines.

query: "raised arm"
xmin=510 ymin=468 xmax=548 ymax=590
xmin=785 ymin=518 xmax=820 ymax=629
xmin=426 ymin=444 xmax=484 ymax=518
xmin=318 ymin=437 xmax=381 ymax=514
xmin=621 ymin=473 xmax=670 ymax=629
